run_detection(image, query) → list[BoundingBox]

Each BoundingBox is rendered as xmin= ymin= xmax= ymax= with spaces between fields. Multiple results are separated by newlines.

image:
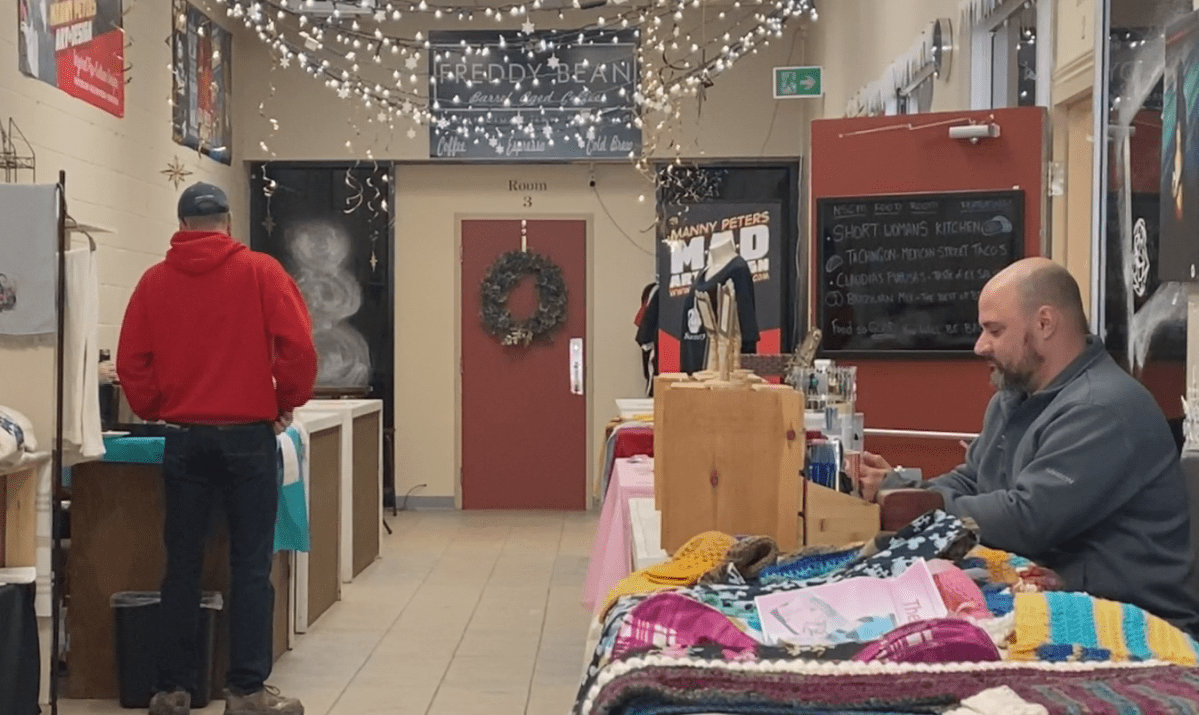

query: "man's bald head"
xmin=987 ymin=257 xmax=1089 ymax=337
xmin=975 ymin=257 xmax=1090 ymax=393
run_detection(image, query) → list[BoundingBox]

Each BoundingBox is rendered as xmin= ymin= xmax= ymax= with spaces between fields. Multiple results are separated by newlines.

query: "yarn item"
xmin=602 ymin=531 xmax=736 ymax=616
xmin=699 ymin=535 xmax=780 ymax=584
xmin=576 ymin=655 xmax=1199 ymax=715
xmin=610 ymin=592 xmax=759 ymax=660
xmin=1009 ymin=591 xmax=1199 ymax=665
xmin=759 ymin=545 xmax=861 ymax=585
xmin=945 ymin=686 xmax=1048 ymax=715
xmin=930 ymin=564 xmax=992 ymax=620
xmin=852 ymin=618 xmax=1001 ymax=664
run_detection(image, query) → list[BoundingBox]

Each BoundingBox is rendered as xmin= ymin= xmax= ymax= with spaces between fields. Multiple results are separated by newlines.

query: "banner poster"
xmin=18 ymin=0 xmax=125 ymax=117
xmin=656 ymin=201 xmax=783 ymax=373
xmin=172 ymin=0 xmax=233 ymax=164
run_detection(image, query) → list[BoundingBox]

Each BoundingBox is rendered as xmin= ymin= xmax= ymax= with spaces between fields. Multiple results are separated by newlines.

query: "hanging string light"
xmin=213 ymin=0 xmax=817 ymax=170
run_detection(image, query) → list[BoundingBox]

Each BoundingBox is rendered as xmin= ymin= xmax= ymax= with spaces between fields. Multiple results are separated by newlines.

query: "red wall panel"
xmin=811 ymin=108 xmax=1047 ymax=477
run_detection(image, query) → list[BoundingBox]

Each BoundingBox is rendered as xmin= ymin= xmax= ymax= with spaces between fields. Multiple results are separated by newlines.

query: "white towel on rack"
xmin=62 ymin=247 xmax=104 ymax=465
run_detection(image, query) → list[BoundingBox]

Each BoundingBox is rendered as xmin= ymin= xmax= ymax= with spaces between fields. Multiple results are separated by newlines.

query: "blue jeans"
xmin=157 ymin=423 xmax=278 ymax=696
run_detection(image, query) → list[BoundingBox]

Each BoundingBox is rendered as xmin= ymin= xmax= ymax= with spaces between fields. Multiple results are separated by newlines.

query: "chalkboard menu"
xmin=817 ymin=190 xmax=1024 ymax=355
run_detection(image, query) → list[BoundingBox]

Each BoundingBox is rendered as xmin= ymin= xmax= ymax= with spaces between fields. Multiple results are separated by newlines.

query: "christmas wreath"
xmin=479 ymin=250 xmax=568 ymax=346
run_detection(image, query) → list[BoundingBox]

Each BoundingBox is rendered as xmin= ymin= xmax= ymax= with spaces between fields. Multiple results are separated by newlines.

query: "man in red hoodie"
xmin=118 ymin=182 xmax=317 ymax=715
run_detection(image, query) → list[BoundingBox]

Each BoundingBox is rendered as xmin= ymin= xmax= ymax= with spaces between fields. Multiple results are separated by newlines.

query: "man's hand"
xmin=273 ymin=411 xmax=293 ymax=435
xmin=858 ymin=451 xmax=893 ymax=503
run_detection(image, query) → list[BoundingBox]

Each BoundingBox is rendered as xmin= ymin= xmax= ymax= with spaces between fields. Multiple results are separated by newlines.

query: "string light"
xmin=215 ymin=0 xmax=817 ymax=174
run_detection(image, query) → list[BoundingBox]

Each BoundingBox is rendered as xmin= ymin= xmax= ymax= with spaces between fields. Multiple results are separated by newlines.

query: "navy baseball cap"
xmin=177 ymin=182 xmax=230 ymax=220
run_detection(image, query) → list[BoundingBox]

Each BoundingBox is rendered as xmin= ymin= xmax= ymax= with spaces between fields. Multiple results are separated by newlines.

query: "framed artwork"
xmin=171 ymin=0 xmax=232 ymax=164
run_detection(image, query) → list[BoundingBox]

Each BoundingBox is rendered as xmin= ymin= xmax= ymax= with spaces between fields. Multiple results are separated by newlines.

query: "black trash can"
xmin=111 ymin=591 xmax=223 ymax=709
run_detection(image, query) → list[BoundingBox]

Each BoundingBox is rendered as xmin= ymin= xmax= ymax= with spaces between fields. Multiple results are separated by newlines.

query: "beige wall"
xmin=0 ymin=1 xmax=245 ymax=444
xmin=237 ymin=17 xmax=808 ymax=500
xmin=800 ymin=0 xmax=969 ymax=126
xmin=394 ymin=164 xmax=654 ymax=501
xmin=237 ymin=19 xmax=809 ymax=161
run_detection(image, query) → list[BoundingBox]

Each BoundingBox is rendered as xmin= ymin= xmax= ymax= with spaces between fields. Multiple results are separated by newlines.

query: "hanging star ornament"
xmin=521 ymin=20 xmax=535 ymax=35
xmin=161 ymin=156 xmax=192 ymax=189
xmin=547 ymin=54 xmax=561 ymax=69
xmin=405 ymin=55 xmax=419 ymax=70
xmin=407 ymin=127 xmax=417 ymax=139
xmin=262 ymin=212 xmax=277 ymax=236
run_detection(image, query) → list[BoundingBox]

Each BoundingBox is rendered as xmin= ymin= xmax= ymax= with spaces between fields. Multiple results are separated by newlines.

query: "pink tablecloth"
xmin=582 ymin=456 xmax=655 ymax=612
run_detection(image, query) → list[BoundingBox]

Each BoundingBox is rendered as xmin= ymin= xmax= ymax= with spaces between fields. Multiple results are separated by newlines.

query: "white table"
xmin=297 ymin=399 xmax=384 ymax=584
xmin=628 ymin=497 xmax=669 ymax=571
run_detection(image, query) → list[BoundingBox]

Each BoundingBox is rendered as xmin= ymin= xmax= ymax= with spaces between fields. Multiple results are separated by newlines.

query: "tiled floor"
xmin=59 ymin=509 xmax=598 ymax=715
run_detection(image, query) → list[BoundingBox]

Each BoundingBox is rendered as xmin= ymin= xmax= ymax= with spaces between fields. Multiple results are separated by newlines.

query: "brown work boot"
xmin=224 ymin=685 xmax=304 ymax=715
xmin=148 ymin=689 xmax=190 ymax=715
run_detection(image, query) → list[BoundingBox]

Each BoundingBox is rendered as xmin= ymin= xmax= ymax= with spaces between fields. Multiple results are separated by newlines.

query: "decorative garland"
xmin=480 ymin=250 xmax=568 ymax=347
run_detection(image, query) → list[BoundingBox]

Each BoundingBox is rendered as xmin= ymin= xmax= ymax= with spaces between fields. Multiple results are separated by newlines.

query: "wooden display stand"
xmin=654 ymin=293 xmax=879 ymax=552
xmin=1 ymin=460 xmax=43 ymax=569
xmin=802 ymin=478 xmax=880 ymax=546
xmin=656 ymin=376 xmax=805 ymax=553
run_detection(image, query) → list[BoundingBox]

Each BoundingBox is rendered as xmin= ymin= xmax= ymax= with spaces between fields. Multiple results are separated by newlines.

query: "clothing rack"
xmin=49 ymin=169 xmax=67 ymax=715
xmin=48 ymin=169 xmax=95 ymax=715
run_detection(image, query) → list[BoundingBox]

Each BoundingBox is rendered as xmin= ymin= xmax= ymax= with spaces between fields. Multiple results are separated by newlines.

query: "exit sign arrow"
xmin=774 ymin=66 xmax=822 ymax=99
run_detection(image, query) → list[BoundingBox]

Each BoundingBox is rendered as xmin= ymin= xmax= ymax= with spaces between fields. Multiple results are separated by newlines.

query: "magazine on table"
xmin=754 ymin=559 xmax=947 ymax=647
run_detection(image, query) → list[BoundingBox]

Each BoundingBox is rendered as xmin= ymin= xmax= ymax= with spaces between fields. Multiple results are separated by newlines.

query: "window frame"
xmin=969 ymin=0 xmax=1053 ymax=109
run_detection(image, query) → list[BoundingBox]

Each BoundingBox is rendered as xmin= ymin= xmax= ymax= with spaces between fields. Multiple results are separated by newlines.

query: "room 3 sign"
xmin=510 ymin=179 xmax=548 ymax=207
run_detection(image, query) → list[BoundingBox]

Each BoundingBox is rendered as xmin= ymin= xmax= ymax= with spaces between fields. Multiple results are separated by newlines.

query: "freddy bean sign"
xmin=429 ymin=29 xmax=640 ymax=160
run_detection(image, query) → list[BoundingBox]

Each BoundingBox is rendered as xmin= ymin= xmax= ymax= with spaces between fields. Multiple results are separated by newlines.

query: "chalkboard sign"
xmin=428 ymin=29 xmax=640 ymax=161
xmin=817 ymin=190 xmax=1024 ymax=355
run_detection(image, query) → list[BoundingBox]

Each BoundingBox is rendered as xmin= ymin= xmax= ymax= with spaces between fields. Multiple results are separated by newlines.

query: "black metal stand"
xmin=48 ymin=170 xmax=67 ymax=715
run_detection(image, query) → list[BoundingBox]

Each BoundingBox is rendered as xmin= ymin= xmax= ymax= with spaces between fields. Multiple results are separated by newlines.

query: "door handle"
xmin=570 ymin=337 xmax=584 ymax=395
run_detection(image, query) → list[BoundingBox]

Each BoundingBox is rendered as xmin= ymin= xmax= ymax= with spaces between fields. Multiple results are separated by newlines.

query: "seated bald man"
xmin=860 ymin=257 xmax=1199 ymax=634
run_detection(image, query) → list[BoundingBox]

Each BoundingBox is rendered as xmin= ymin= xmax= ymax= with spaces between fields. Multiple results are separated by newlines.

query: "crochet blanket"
xmin=574 ymin=511 xmax=1199 ymax=715
xmin=581 ymin=657 xmax=1199 ymax=715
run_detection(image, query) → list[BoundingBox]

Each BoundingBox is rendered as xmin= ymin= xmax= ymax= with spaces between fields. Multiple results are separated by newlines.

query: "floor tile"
xmin=57 ymin=509 xmax=597 ymax=715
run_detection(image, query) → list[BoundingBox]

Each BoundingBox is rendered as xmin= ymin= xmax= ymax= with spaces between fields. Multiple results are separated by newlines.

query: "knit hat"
xmin=1009 ymin=591 xmax=1199 ymax=665
xmin=928 ymin=561 xmax=992 ymax=620
xmin=602 ymin=531 xmax=736 ymax=616
xmin=852 ymin=618 xmax=1001 ymax=664
xmin=697 ymin=535 xmax=779 ymax=583
xmin=610 ymin=592 xmax=759 ymax=660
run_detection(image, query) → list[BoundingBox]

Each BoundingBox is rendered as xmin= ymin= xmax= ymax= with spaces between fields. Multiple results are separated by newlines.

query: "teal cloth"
xmin=274 ymin=426 xmax=311 ymax=553
xmin=98 ymin=432 xmax=310 ymax=553
xmin=100 ymin=435 xmax=165 ymax=464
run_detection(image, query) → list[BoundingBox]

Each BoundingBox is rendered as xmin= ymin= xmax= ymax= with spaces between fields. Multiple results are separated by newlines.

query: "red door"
xmin=811 ymin=107 xmax=1047 ymax=478
xmin=460 ymin=219 xmax=587 ymax=509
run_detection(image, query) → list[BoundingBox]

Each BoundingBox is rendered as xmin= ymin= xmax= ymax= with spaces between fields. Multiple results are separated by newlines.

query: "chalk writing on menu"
xmin=817 ymin=191 xmax=1024 ymax=354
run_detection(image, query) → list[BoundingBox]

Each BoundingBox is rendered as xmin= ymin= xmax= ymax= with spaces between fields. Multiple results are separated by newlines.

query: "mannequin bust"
xmin=704 ymin=233 xmax=738 ymax=278
xmin=678 ymin=232 xmax=759 ymax=375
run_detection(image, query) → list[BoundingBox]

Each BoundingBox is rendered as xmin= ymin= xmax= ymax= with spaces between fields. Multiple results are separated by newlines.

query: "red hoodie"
xmin=117 ymin=230 xmax=318 ymax=424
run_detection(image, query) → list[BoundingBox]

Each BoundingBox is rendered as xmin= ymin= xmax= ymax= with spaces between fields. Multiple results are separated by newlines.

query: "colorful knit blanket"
xmin=1010 ymin=591 xmax=1199 ymax=665
xmin=575 ymin=511 xmax=1199 ymax=715
xmin=579 ymin=656 xmax=1199 ymax=715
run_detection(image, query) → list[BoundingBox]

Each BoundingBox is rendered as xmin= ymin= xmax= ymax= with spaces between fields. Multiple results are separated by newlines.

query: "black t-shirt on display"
xmin=678 ymin=255 xmax=759 ymax=374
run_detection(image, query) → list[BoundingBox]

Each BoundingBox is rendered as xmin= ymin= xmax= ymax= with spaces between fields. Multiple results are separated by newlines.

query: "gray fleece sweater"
xmin=884 ymin=337 xmax=1199 ymax=633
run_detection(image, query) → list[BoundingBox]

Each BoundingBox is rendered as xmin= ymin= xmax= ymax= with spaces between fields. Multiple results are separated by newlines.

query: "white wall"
xmin=0 ymin=0 xmax=245 ymax=443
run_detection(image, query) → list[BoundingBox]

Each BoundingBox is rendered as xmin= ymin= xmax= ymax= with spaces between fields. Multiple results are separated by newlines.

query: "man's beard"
xmin=989 ymin=334 xmax=1044 ymax=393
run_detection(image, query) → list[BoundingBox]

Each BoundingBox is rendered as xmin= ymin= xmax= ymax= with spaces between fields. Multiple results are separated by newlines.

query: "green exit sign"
xmin=774 ymin=66 xmax=822 ymax=98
